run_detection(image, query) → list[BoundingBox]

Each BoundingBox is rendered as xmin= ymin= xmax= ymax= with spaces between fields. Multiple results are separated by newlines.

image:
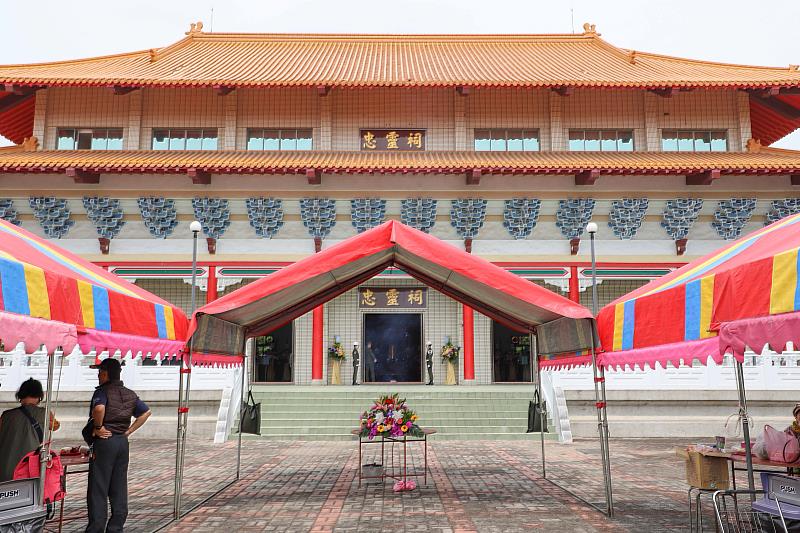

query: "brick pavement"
xmin=51 ymin=438 xmax=704 ymax=532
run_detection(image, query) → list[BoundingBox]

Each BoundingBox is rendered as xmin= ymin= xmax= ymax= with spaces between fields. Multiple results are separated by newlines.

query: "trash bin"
xmin=0 ymin=478 xmax=47 ymax=533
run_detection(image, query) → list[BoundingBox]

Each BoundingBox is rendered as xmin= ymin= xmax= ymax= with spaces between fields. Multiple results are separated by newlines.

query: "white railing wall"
xmin=547 ymin=351 xmax=800 ymax=391
xmin=0 ymin=342 xmax=236 ymax=392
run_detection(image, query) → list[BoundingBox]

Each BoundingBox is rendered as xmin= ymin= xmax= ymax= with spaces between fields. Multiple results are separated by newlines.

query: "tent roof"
xmin=188 ymin=220 xmax=594 ymax=360
xmin=597 ymin=213 xmax=800 ymax=369
xmin=0 ymin=219 xmax=188 ymax=355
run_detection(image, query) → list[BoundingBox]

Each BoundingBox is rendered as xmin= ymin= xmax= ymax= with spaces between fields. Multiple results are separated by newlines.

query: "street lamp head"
xmin=586 ymin=222 xmax=598 ymax=234
xmin=189 ymin=220 xmax=203 ymax=233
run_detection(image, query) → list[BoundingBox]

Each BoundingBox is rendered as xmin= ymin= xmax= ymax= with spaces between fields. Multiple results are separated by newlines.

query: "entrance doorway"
xmin=362 ymin=313 xmax=422 ymax=382
xmin=492 ymin=321 xmax=532 ymax=383
xmin=252 ymin=322 xmax=294 ymax=383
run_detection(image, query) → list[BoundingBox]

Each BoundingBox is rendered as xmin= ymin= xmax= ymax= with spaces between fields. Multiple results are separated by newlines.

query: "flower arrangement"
xmin=328 ymin=340 xmax=346 ymax=361
xmin=440 ymin=339 xmax=460 ymax=363
xmin=359 ymin=394 xmax=423 ymax=440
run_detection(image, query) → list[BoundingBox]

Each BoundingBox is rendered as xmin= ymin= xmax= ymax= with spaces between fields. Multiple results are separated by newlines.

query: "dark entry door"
xmin=492 ymin=321 xmax=532 ymax=383
xmin=363 ymin=313 xmax=422 ymax=382
xmin=252 ymin=322 xmax=294 ymax=383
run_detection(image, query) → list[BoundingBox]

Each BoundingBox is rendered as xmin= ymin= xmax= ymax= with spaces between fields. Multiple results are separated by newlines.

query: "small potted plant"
xmin=328 ymin=336 xmax=346 ymax=385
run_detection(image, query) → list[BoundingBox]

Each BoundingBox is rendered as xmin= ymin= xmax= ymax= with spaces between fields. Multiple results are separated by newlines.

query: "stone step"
xmin=234 ymin=432 xmax=555 ymax=442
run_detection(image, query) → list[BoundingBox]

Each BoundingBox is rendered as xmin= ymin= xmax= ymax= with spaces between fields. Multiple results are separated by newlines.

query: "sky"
xmin=1 ymin=0 xmax=798 ymax=148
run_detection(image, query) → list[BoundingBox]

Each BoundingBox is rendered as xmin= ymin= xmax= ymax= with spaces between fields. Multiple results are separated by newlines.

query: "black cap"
xmin=89 ymin=358 xmax=124 ymax=371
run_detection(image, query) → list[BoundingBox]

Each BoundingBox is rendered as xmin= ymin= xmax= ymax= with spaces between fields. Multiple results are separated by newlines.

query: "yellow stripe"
xmin=699 ymin=275 xmax=715 ymax=339
xmin=0 ymin=222 xmax=140 ymax=299
xmin=770 ymin=248 xmax=798 ymax=315
xmin=23 ymin=264 xmax=50 ymax=320
xmin=77 ymin=280 xmax=95 ymax=329
xmin=164 ymin=305 xmax=176 ymax=340
xmin=642 ymin=213 xmax=800 ymax=298
xmin=612 ymin=302 xmax=625 ymax=351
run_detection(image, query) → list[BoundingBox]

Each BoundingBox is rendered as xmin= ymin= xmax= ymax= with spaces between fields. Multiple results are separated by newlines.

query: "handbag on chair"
xmin=240 ymin=391 xmax=262 ymax=435
xmin=527 ymin=390 xmax=548 ymax=433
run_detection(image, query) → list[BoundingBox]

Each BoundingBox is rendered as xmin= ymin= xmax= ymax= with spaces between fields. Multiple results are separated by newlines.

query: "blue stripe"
xmin=621 ymin=300 xmax=635 ymax=350
xmin=154 ymin=304 xmax=167 ymax=339
xmin=795 ymin=252 xmax=800 ymax=312
xmin=92 ymin=285 xmax=111 ymax=331
xmin=0 ymin=257 xmax=30 ymax=315
xmin=685 ymin=280 xmax=701 ymax=340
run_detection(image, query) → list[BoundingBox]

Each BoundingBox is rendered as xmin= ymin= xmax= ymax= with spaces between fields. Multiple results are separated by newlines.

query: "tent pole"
xmin=236 ymin=341 xmax=250 ymax=480
xmin=39 ymin=346 xmax=55 ymax=506
xmin=735 ymin=360 xmax=755 ymax=493
xmin=532 ymin=333 xmax=546 ymax=478
xmin=588 ymin=225 xmax=614 ymax=517
xmin=174 ymin=225 xmax=200 ymax=520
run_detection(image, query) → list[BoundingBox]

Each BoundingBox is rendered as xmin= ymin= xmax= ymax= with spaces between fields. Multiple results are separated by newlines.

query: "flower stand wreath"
xmin=440 ymin=339 xmax=460 ymax=385
xmin=328 ymin=339 xmax=346 ymax=385
xmin=359 ymin=394 xmax=424 ymax=491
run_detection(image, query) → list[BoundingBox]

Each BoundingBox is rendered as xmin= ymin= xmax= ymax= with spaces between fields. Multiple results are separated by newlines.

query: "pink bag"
xmin=13 ymin=449 xmax=65 ymax=503
xmin=763 ymin=425 xmax=800 ymax=464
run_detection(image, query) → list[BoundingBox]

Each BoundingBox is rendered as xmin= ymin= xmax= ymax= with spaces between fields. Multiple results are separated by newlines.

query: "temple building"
xmin=1 ymin=22 xmax=800 ymax=388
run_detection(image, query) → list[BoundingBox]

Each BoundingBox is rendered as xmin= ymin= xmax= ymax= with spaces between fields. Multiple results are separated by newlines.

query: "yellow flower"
xmin=401 ymin=425 xmax=408 ymax=432
xmin=377 ymin=425 xmax=385 ymax=432
xmin=411 ymin=415 xmax=418 ymax=421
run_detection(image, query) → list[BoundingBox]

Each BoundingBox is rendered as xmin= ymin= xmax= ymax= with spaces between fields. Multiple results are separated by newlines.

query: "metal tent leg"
xmin=236 ymin=340 xmax=252 ymax=481
xmin=39 ymin=347 xmax=56 ymax=506
xmin=734 ymin=360 xmax=755 ymax=493
xmin=532 ymin=333 xmax=546 ymax=478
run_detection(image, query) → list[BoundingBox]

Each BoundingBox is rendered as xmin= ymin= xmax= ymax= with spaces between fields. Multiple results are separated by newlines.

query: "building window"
xmin=568 ymin=130 xmax=634 ymax=152
xmin=246 ymin=129 xmax=313 ymax=151
xmin=474 ymin=129 xmax=539 ymax=152
xmin=661 ymin=130 xmax=727 ymax=152
xmin=151 ymin=129 xmax=218 ymax=151
xmin=56 ymin=128 xmax=123 ymax=150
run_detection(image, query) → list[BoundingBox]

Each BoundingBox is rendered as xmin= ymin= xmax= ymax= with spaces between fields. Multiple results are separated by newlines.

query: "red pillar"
xmin=206 ymin=265 xmax=218 ymax=304
xmin=463 ymin=305 xmax=475 ymax=383
xmin=569 ymin=266 xmax=580 ymax=303
xmin=311 ymin=305 xmax=324 ymax=384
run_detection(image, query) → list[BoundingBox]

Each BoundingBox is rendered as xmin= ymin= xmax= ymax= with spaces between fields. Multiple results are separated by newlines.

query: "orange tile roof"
xmin=0 ymin=149 xmax=798 ymax=176
xmin=1 ymin=27 xmax=800 ymax=89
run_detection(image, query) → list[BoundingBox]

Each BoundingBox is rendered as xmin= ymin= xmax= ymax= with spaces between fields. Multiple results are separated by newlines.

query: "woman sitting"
xmin=0 ymin=378 xmax=60 ymax=482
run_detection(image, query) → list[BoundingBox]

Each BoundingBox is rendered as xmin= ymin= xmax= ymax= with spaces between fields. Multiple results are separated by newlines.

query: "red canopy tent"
xmin=183 ymin=220 xmax=613 ymax=515
xmin=596 ymin=212 xmax=800 ymax=491
xmin=0 ymin=218 xmax=189 ymax=508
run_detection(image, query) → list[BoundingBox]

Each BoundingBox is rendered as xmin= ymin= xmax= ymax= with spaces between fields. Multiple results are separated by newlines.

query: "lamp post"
xmin=586 ymin=221 xmax=614 ymax=516
xmin=174 ymin=220 xmax=202 ymax=519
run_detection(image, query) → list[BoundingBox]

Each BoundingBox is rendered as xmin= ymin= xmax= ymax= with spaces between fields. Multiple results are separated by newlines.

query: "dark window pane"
xmin=247 ymin=130 xmax=264 ymax=151
xmin=152 ymin=129 xmax=169 ymax=150
xmin=296 ymin=129 xmax=313 ymax=150
xmin=694 ymin=131 xmax=711 ymax=152
xmin=280 ymin=129 xmax=296 ymax=151
xmin=506 ymin=129 xmax=523 ymax=151
xmin=56 ymin=129 xmax=75 ymax=150
xmin=568 ymin=130 xmax=584 ymax=151
xmin=710 ymin=131 xmax=727 ymax=152
xmin=169 ymin=130 xmax=185 ymax=151
xmin=106 ymin=129 xmax=123 ymax=150
xmin=677 ymin=131 xmax=694 ymax=152
xmin=76 ymin=131 xmax=93 ymax=150
xmin=618 ymin=131 xmax=634 ymax=152
xmin=185 ymin=129 xmax=203 ymax=150
xmin=263 ymin=129 xmax=280 ymax=150
xmin=474 ymin=129 xmax=490 ymax=151
xmin=661 ymin=130 xmax=678 ymax=151
xmin=201 ymin=130 xmax=217 ymax=151
xmin=600 ymin=130 xmax=617 ymax=152
xmin=522 ymin=130 xmax=539 ymax=151
xmin=584 ymin=130 xmax=600 ymax=151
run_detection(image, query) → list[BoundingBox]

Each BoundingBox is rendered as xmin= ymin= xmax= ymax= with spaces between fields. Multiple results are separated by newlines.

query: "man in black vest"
xmin=86 ymin=358 xmax=151 ymax=533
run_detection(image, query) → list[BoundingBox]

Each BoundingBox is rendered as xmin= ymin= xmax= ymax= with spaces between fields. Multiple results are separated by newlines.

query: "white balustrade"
xmin=0 ymin=342 xmax=235 ymax=392
xmin=548 ymin=349 xmax=800 ymax=391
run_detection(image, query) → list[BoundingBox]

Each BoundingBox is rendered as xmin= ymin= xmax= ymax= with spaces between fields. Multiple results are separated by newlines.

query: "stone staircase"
xmin=238 ymin=385 xmax=555 ymax=441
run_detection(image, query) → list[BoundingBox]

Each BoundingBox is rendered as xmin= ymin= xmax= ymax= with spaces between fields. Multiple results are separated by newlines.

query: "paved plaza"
xmin=51 ymin=437 xmax=703 ymax=532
